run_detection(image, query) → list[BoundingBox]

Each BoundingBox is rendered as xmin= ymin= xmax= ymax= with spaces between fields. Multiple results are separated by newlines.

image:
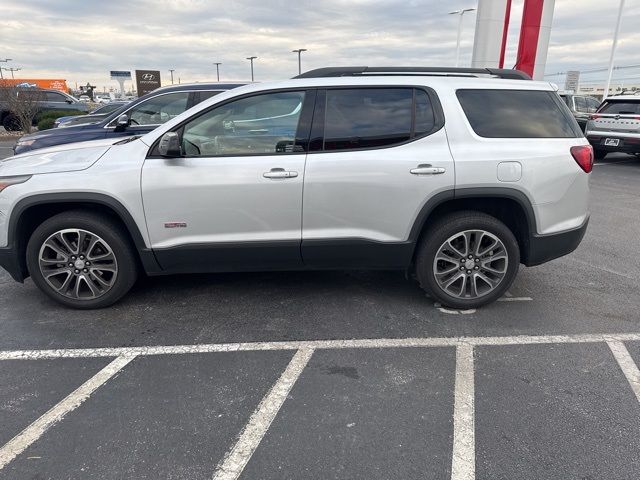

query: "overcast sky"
xmin=1 ymin=0 xmax=638 ymax=90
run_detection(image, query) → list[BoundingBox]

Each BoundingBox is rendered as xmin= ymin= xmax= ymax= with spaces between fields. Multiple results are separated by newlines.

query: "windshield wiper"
xmin=113 ymin=135 xmax=141 ymax=145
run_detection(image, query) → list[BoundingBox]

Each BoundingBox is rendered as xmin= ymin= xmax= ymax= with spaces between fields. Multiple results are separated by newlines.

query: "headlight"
xmin=16 ymin=139 xmax=36 ymax=146
xmin=0 ymin=176 xmax=32 ymax=192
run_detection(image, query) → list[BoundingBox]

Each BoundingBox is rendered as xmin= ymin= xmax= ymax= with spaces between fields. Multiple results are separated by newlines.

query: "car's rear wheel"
xmin=26 ymin=211 xmax=137 ymax=309
xmin=415 ymin=211 xmax=520 ymax=309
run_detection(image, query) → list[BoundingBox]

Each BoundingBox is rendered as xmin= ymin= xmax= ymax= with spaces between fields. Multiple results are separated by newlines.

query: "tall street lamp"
xmin=213 ymin=62 xmax=221 ymax=82
xmin=2 ymin=67 xmax=21 ymax=79
xmin=604 ymin=0 xmax=625 ymax=97
xmin=0 ymin=59 xmax=12 ymax=80
xmin=292 ymin=48 xmax=307 ymax=75
xmin=246 ymin=56 xmax=257 ymax=82
xmin=449 ymin=8 xmax=476 ymax=68
xmin=169 ymin=69 xmax=175 ymax=85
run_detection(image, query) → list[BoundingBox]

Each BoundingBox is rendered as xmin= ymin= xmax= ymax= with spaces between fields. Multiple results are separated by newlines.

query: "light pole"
xmin=0 ymin=59 xmax=12 ymax=80
xmin=292 ymin=48 xmax=307 ymax=75
xmin=449 ymin=8 xmax=476 ymax=68
xmin=2 ymin=67 xmax=21 ymax=79
xmin=246 ymin=56 xmax=257 ymax=82
xmin=169 ymin=69 xmax=175 ymax=85
xmin=604 ymin=0 xmax=625 ymax=98
xmin=213 ymin=62 xmax=221 ymax=82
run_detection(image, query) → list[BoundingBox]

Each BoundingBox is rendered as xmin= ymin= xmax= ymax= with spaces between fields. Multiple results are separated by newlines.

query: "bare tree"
xmin=0 ymin=80 xmax=45 ymax=133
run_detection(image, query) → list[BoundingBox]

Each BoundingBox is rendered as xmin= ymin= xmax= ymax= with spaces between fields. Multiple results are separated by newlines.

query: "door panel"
xmin=141 ymin=89 xmax=311 ymax=272
xmin=301 ymin=87 xmax=455 ymax=268
xmin=302 ymin=129 xmax=455 ymax=244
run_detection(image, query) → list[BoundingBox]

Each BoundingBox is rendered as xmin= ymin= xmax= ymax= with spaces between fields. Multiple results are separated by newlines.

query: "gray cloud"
xmin=1 ymin=0 xmax=638 ymax=90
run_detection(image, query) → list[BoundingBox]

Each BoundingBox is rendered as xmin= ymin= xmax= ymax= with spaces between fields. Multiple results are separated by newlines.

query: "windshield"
xmin=91 ymin=103 xmax=126 ymax=115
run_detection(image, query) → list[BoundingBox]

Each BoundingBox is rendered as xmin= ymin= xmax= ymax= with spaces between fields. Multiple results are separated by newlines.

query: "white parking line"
xmin=0 ymin=355 xmax=135 ymax=470
xmin=212 ymin=348 xmax=314 ymax=480
xmin=607 ymin=341 xmax=640 ymax=404
xmin=451 ymin=344 xmax=475 ymax=480
xmin=2 ymin=333 xmax=640 ymax=360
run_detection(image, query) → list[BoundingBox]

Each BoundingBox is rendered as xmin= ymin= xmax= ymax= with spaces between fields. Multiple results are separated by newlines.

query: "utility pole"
xmin=213 ymin=62 xmax=221 ymax=82
xmin=0 ymin=59 xmax=12 ymax=80
xmin=292 ymin=48 xmax=307 ymax=75
xmin=169 ymin=69 xmax=175 ymax=85
xmin=2 ymin=67 xmax=21 ymax=79
xmin=246 ymin=56 xmax=257 ymax=82
xmin=449 ymin=8 xmax=476 ymax=67
xmin=604 ymin=0 xmax=625 ymax=98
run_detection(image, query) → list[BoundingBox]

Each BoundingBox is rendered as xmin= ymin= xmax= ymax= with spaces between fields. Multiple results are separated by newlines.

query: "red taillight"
xmin=571 ymin=145 xmax=594 ymax=173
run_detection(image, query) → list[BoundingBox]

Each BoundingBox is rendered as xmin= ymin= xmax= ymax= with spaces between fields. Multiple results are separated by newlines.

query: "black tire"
xmin=415 ymin=211 xmax=520 ymax=309
xmin=593 ymin=148 xmax=607 ymax=160
xmin=26 ymin=211 xmax=138 ymax=309
xmin=2 ymin=113 xmax=20 ymax=132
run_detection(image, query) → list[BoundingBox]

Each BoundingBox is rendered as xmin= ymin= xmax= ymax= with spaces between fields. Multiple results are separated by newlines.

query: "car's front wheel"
xmin=415 ymin=211 xmax=520 ymax=309
xmin=26 ymin=211 xmax=138 ymax=309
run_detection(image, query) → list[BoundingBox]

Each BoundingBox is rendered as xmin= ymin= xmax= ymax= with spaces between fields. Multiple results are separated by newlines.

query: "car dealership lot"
xmin=0 ymin=142 xmax=639 ymax=478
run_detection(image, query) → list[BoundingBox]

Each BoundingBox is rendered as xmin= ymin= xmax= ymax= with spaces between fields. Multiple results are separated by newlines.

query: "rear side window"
xmin=597 ymin=100 xmax=640 ymax=115
xmin=322 ymin=88 xmax=438 ymax=151
xmin=456 ymin=89 xmax=581 ymax=138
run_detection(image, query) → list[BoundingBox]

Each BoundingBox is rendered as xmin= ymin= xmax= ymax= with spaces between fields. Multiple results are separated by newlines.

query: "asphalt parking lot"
xmin=1 ymin=139 xmax=639 ymax=479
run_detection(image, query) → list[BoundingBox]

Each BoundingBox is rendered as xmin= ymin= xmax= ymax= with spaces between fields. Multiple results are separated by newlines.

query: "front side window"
xmin=180 ymin=91 xmax=305 ymax=157
xmin=456 ymin=89 xmax=581 ymax=138
xmin=126 ymin=92 xmax=189 ymax=126
xmin=45 ymin=91 xmax=67 ymax=102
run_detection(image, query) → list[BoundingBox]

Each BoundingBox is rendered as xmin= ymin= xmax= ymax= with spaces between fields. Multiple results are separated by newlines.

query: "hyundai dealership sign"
xmin=135 ymin=70 xmax=161 ymax=96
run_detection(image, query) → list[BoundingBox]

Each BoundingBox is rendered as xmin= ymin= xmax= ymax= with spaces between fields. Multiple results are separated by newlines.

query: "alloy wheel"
xmin=433 ymin=229 xmax=508 ymax=299
xmin=38 ymin=229 xmax=118 ymax=300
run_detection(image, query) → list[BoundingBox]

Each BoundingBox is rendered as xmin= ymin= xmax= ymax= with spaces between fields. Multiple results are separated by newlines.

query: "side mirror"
xmin=66 ymin=99 xmax=73 ymax=104
xmin=114 ymin=114 xmax=129 ymax=132
xmin=157 ymin=132 xmax=181 ymax=157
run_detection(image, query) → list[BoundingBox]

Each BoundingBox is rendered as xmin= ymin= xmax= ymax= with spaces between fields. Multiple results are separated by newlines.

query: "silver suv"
xmin=585 ymin=94 xmax=640 ymax=159
xmin=0 ymin=67 xmax=592 ymax=309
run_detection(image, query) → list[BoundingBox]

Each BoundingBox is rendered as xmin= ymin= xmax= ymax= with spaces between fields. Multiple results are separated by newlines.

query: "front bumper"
xmin=0 ymin=247 xmax=26 ymax=282
xmin=524 ymin=217 xmax=589 ymax=267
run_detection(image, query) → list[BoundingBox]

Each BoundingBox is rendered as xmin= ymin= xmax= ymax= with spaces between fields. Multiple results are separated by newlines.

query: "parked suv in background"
xmin=1 ymin=88 xmax=90 ymax=131
xmin=585 ymin=94 xmax=640 ymax=159
xmin=13 ymin=83 xmax=244 ymax=154
xmin=0 ymin=67 xmax=591 ymax=309
xmin=559 ymin=92 xmax=601 ymax=131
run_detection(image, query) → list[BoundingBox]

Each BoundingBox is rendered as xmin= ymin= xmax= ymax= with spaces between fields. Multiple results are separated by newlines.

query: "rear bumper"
xmin=586 ymin=134 xmax=640 ymax=154
xmin=0 ymin=247 xmax=26 ymax=282
xmin=524 ymin=217 xmax=589 ymax=267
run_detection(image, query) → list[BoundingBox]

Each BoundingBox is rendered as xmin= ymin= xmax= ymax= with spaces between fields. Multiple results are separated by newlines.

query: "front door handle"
xmin=263 ymin=168 xmax=298 ymax=179
xmin=410 ymin=164 xmax=446 ymax=175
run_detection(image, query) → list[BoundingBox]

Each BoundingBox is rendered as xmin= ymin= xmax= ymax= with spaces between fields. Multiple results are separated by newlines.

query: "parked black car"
xmin=1 ymin=88 xmax=90 ymax=131
xmin=14 ymin=83 xmax=244 ymax=154
xmin=559 ymin=92 xmax=601 ymax=132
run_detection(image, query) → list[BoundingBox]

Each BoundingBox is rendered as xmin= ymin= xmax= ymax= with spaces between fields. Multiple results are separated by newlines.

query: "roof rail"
xmin=294 ymin=66 xmax=532 ymax=81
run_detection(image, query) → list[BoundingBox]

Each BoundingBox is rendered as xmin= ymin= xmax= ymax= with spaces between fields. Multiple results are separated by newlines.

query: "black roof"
xmin=294 ymin=67 xmax=531 ymax=81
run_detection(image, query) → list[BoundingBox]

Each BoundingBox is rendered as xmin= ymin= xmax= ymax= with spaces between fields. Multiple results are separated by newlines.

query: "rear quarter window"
xmin=456 ymin=89 xmax=582 ymax=138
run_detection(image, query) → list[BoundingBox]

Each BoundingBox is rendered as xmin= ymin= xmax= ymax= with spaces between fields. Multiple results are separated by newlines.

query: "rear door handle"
xmin=263 ymin=168 xmax=298 ymax=179
xmin=410 ymin=164 xmax=446 ymax=175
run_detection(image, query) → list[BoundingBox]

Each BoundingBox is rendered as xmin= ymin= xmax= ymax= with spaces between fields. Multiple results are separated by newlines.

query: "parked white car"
xmin=0 ymin=67 xmax=592 ymax=309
